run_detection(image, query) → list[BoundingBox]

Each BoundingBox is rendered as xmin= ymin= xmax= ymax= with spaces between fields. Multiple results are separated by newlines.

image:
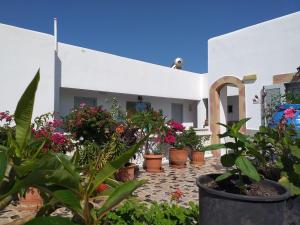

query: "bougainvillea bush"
xmin=163 ymin=120 xmax=186 ymax=149
xmin=0 ymin=111 xmax=13 ymax=145
xmin=64 ymin=104 xmax=116 ymax=146
xmin=32 ymin=113 xmax=76 ymax=153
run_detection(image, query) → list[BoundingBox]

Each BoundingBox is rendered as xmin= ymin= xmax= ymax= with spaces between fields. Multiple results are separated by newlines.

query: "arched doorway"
xmin=209 ymin=76 xmax=246 ymax=155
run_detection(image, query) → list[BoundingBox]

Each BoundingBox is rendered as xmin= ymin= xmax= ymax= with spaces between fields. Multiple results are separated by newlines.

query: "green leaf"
xmin=215 ymin=172 xmax=232 ymax=182
xmin=235 ymin=155 xmax=260 ymax=182
xmin=89 ymin=136 xmax=148 ymax=195
xmin=279 ymin=176 xmax=300 ymax=196
xmin=0 ymin=151 xmax=7 ymax=182
xmin=203 ymin=144 xmax=225 ymax=151
xmin=24 ymin=216 xmax=79 ymax=225
xmin=220 ymin=153 xmax=236 ymax=167
xmin=216 ymin=122 xmax=230 ymax=129
xmin=14 ymin=70 xmax=40 ymax=156
xmin=293 ymin=164 xmax=300 ymax=175
xmin=232 ymin=118 xmax=250 ymax=135
xmin=53 ymin=190 xmax=82 ymax=214
xmin=290 ymin=145 xmax=300 ymax=159
xmin=97 ymin=180 xmax=146 ymax=218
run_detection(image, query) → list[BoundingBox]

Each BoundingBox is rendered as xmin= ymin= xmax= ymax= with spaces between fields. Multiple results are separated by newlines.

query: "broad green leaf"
xmin=235 ymin=155 xmax=260 ymax=182
xmin=53 ymin=190 xmax=82 ymax=214
xmin=290 ymin=146 xmax=300 ymax=159
xmin=14 ymin=70 xmax=40 ymax=156
xmin=105 ymin=178 xmax=121 ymax=188
xmin=24 ymin=216 xmax=79 ymax=225
xmin=89 ymin=136 xmax=148 ymax=195
xmin=232 ymin=118 xmax=250 ymax=135
xmin=0 ymin=151 xmax=7 ymax=182
xmin=203 ymin=144 xmax=225 ymax=151
xmin=220 ymin=153 xmax=236 ymax=167
xmin=235 ymin=132 xmax=249 ymax=143
xmin=293 ymin=164 xmax=300 ymax=175
xmin=215 ymin=172 xmax=232 ymax=182
xmin=97 ymin=180 xmax=146 ymax=218
xmin=279 ymin=176 xmax=300 ymax=196
xmin=216 ymin=122 xmax=230 ymax=129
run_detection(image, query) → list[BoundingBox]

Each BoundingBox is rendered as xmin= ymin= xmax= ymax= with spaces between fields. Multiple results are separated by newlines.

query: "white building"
xmin=0 ymin=11 xmax=299 ymax=146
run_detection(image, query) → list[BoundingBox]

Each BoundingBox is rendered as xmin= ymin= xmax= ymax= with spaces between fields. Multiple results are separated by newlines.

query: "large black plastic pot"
xmin=196 ymin=174 xmax=290 ymax=225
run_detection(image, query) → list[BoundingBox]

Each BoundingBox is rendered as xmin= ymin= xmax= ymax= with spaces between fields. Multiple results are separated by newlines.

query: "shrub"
xmin=64 ymin=105 xmax=115 ymax=146
xmin=101 ymin=199 xmax=199 ymax=225
xmin=32 ymin=113 xmax=75 ymax=153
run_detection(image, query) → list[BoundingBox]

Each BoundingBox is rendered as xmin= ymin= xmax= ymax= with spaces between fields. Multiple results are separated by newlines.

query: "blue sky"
xmin=0 ymin=1 xmax=299 ymax=73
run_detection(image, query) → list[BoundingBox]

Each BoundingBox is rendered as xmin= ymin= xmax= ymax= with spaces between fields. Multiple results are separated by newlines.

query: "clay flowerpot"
xmin=19 ymin=187 xmax=43 ymax=211
xmin=169 ymin=148 xmax=188 ymax=168
xmin=191 ymin=151 xmax=205 ymax=165
xmin=115 ymin=163 xmax=136 ymax=182
xmin=144 ymin=154 xmax=163 ymax=173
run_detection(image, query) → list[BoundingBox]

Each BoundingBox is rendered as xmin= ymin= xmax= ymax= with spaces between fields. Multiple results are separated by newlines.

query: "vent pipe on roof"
xmin=54 ymin=18 xmax=58 ymax=52
xmin=171 ymin=57 xmax=183 ymax=69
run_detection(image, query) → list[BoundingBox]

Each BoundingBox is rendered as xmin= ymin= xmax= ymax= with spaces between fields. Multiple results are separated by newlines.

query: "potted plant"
xmin=183 ymin=128 xmax=210 ymax=165
xmin=164 ymin=121 xmax=188 ymax=168
xmin=197 ymin=118 xmax=290 ymax=225
xmin=130 ymin=110 xmax=166 ymax=173
xmin=143 ymin=136 xmax=164 ymax=172
xmin=113 ymin=124 xmax=139 ymax=181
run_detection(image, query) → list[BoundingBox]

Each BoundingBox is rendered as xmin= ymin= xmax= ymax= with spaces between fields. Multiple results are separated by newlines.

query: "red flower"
xmin=168 ymin=121 xmax=185 ymax=132
xmin=51 ymin=132 xmax=66 ymax=145
xmin=115 ymin=124 xmax=125 ymax=134
xmin=96 ymin=184 xmax=109 ymax=192
xmin=52 ymin=119 xmax=64 ymax=128
xmin=284 ymin=108 xmax=296 ymax=119
xmin=164 ymin=134 xmax=176 ymax=144
xmin=170 ymin=188 xmax=184 ymax=202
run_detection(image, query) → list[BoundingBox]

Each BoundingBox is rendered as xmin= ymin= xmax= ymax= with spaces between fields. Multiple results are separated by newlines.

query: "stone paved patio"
xmin=134 ymin=157 xmax=223 ymax=206
xmin=0 ymin=157 xmax=222 ymax=224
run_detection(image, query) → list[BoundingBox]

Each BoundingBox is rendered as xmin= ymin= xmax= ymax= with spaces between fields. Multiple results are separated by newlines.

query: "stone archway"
xmin=209 ymin=76 xmax=246 ymax=156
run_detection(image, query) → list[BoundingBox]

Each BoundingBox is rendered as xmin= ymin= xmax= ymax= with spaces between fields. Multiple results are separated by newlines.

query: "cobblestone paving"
xmin=134 ymin=157 xmax=223 ymax=206
xmin=0 ymin=158 xmax=222 ymax=224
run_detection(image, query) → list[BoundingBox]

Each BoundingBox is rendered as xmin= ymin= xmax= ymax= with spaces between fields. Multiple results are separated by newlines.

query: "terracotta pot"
xmin=169 ymin=148 xmax=188 ymax=168
xmin=144 ymin=154 xmax=163 ymax=173
xmin=115 ymin=163 xmax=136 ymax=181
xmin=191 ymin=151 xmax=205 ymax=165
xmin=19 ymin=187 xmax=43 ymax=211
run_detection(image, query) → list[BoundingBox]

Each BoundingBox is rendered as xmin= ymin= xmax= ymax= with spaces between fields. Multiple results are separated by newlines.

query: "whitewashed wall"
xmin=58 ymin=43 xmax=205 ymax=101
xmin=59 ymin=88 xmax=198 ymax=125
xmin=207 ymin=12 xmax=300 ymax=130
xmin=0 ymin=23 xmax=55 ymax=118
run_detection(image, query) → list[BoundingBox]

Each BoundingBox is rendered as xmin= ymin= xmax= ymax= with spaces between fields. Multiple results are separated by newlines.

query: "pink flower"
xmin=52 ymin=119 xmax=64 ymax=128
xmin=164 ymin=134 xmax=176 ymax=144
xmin=51 ymin=132 xmax=66 ymax=145
xmin=284 ymin=108 xmax=296 ymax=119
xmin=168 ymin=121 xmax=185 ymax=132
xmin=5 ymin=115 xmax=12 ymax=122
xmin=79 ymin=103 xmax=86 ymax=108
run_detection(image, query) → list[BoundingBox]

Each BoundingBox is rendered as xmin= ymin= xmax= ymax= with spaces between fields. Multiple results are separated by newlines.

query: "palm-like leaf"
xmin=14 ymin=70 xmax=40 ymax=156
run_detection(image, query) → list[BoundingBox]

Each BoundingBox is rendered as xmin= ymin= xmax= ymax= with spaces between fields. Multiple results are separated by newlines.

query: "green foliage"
xmin=182 ymin=128 xmax=210 ymax=151
xmin=24 ymin=216 xmax=80 ymax=225
xmin=130 ymin=109 xmax=167 ymax=154
xmin=101 ymin=199 xmax=199 ymax=225
xmin=251 ymin=125 xmax=300 ymax=196
xmin=204 ymin=118 xmax=262 ymax=189
xmin=64 ymin=105 xmax=115 ymax=146
xmin=0 ymin=71 xmax=149 ymax=225
xmin=109 ymin=97 xmax=126 ymax=122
